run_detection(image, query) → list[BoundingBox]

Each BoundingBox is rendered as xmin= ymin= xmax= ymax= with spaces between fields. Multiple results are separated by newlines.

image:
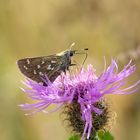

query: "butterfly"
xmin=17 ymin=44 xmax=88 ymax=85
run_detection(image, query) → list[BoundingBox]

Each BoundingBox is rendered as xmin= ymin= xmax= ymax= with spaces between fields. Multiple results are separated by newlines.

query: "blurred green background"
xmin=0 ymin=0 xmax=140 ymax=140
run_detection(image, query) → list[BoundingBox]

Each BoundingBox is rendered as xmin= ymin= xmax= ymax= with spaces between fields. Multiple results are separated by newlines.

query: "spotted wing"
xmin=17 ymin=55 xmax=63 ymax=84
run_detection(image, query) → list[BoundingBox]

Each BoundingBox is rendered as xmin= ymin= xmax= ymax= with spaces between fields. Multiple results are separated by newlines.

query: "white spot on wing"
xmin=23 ymin=65 xmax=28 ymax=70
xmin=27 ymin=59 xmax=30 ymax=64
xmin=41 ymin=61 xmax=45 ymax=64
xmin=39 ymin=71 xmax=44 ymax=76
xmin=47 ymin=65 xmax=51 ymax=70
xmin=37 ymin=65 xmax=41 ymax=69
xmin=51 ymin=60 xmax=56 ymax=63
xmin=34 ymin=70 xmax=37 ymax=74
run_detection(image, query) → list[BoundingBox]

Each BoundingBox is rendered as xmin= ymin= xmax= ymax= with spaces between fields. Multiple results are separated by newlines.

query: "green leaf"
xmin=68 ymin=135 xmax=80 ymax=140
xmin=97 ymin=131 xmax=114 ymax=140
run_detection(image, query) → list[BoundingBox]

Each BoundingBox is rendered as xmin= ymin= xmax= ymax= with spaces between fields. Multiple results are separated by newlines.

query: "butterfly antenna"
xmin=69 ymin=42 xmax=76 ymax=50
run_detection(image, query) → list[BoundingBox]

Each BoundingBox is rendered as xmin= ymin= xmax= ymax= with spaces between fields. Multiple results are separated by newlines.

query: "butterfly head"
xmin=57 ymin=48 xmax=88 ymax=69
xmin=57 ymin=42 xmax=88 ymax=59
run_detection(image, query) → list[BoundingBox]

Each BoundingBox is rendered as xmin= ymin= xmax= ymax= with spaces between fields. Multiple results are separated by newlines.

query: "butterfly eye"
xmin=70 ymin=51 xmax=75 ymax=56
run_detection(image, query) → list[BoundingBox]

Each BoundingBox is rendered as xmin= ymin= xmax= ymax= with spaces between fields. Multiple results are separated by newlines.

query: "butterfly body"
xmin=17 ymin=50 xmax=76 ymax=84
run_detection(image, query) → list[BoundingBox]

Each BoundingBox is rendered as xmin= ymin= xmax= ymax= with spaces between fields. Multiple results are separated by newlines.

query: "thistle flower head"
xmin=20 ymin=59 xmax=140 ymax=140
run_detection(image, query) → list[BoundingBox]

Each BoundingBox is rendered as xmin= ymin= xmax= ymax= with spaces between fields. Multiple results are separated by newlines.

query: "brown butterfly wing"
xmin=17 ymin=55 xmax=63 ymax=84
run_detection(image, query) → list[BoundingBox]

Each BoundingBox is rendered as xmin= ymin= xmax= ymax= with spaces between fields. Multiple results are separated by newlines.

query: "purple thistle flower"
xmin=19 ymin=59 xmax=140 ymax=140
